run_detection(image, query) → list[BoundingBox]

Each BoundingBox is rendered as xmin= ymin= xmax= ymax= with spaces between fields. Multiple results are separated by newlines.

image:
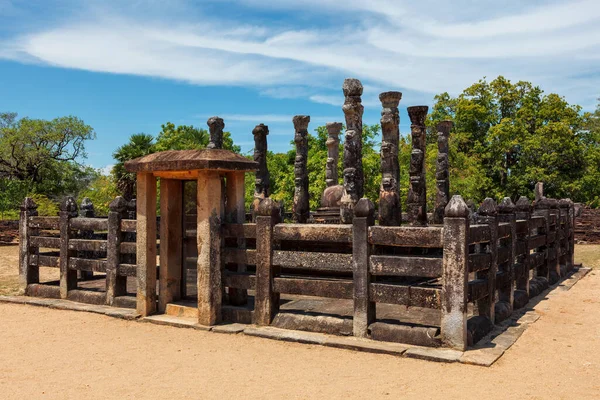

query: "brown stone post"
xmin=106 ymin=196 xmax=127 ymax=305
xmin=136 ymin=172 xmax=157 ymax=316
xmin=497 ymin=197 xmax=516 ymax=312
xmin=59 ymin=197 xmax=78 ymax=299
xmin=226 ymin=171 xmax=248 ymax=305
xmin=325 ymin=122 xmax=342 ymax=188
xmin=515 ymin=196 xmax=531 ymax=297
xmin=293 ymin=115 xmax=310 ymax=223
xmin=433 ymin=121 xmax=453 ymax=225
xmin=533 ymin=198 xmax=550 ymax=281
xmin=78 ymin=197 xmax=95 ymax=280
xmin=534 ymin=182 xmax=544 ymax=202
xmin=197 ymin=170 xmax=223 ymax=326
xmin=19 ymin=197 xmax=39 ymax=294
xmin=254 ymin=198 xmax=280 ymax=325
xmin=207 ymin=116 xmax=224 ymax=150
xmin=548 ymin=199 xmax=560 ymax=284
xmin=159 ymin=179 xmax=183 ymax=313
xmin=378 ymin=91 xmax=402 ymax=226
xmin=558 ymin=199 xmax=570 ymax=277
xmin=441 ymin=195 xmax=470 ymax=350
xmin=566 ymin=199 xmax=575 ymax=272
xmin=475 ymin=198 xmax=498 ymax=323
xmin=352 ymin=198 xmax=375 ymax=338
xmin=407 ymin=106 xmax=429 ymax=226
xmin=252 ymin=124 xmax=270 ymax=219
xmin=340 ymin=78 xmax=364 ymax=223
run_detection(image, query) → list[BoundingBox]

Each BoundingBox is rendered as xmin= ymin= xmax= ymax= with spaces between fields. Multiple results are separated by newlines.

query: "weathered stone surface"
xmin=378 ymin=91 xmax=402 ymax=226
xmin=460 ymin=348 xmax=505 ymax=367
xmin=293 ymin=115 xmax=310 ymax=223
xmin=369 ymin=322 xmax=441 ymax=347
xmin=125 ymin=149 xmax=257 ymax=172
xmin=404 ymin=347 xmax=463 ymax=363
xmin=341 ymin=78 xmax=364 ymax=223
xmin=407 ymin=106 xmax=429 ymax=226
xmin=324 ymin=336 xmax=408 ymax=356
xmin=433 ymin=120 xmax=452 ymax=225
xmin=252 ymin=123 xmax=270 ymax=217
xmin=513 ymin=290 xmax=529 ymax=309
xmin=206 ymin=116 xmax=224 ymax=149
xmin=272 ymin=312 xmax=352 ymax=336
xmin=494 ymin=300 xmax=512 ymax=324
xmin=212 ymin=323 xmax=246 ymax=334
xmin=243 ymin=326 xmax=327 ymax=345
xmin=320 ymin=185 xmax=345 ymax=208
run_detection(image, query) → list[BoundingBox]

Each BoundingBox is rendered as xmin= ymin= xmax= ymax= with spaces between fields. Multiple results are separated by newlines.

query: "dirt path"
xmin=0 ymin=272 xmax=598 ymax=399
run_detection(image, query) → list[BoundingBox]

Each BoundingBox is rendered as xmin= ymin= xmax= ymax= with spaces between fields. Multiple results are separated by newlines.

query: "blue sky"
xmin=1 ymin=0 xmax=600 ymax=172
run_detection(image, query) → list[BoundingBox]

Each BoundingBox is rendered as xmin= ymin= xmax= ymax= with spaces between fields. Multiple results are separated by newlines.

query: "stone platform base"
xmin=0 ymin=267 xmax=590 ymax=367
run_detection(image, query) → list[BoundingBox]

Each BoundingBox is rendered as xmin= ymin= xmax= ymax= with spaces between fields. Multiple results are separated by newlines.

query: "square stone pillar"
xmin=136 ymin=172 xmax=157 ymax=316
xmin=197 ymin=170 xmax=223 ymax=326
xmin=158 ymin=179 xmax=183 ymax=313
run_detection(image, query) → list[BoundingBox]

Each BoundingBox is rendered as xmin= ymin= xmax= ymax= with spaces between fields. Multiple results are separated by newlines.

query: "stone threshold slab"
xmin=0 ymin=267 xmax=591 ymax=367
xmin=0 ymin=295 xmax=140 ymax=320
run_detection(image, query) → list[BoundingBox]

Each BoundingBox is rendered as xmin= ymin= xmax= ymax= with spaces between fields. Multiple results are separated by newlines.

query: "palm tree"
xmin=112 ymin=133 xmax=155 ymax=200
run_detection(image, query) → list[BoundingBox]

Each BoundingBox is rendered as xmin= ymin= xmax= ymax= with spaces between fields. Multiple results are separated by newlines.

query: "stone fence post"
xmin=59 ymin=197 xmax=78 ymax=299
xmin=78 ymin=197 xmax=95 ymax=280
xmin=497 ymin=197 xmax=516 ymax=314
xmin=515 ymin=196 xmax=531 ymax=298
xmin=19 ymin=197 xmax=39 ymax=294
xmin=254 ymin=198 xmax=281 ymax=325
xmin=352 ymin=198 xmax=375 ymax=338
xmin=533 ymin=198 xmax=550 ymax=281
xmin=548 ymin=199 xmax=560 ymax=283
xmin=106 ymin=196 xmax=128 ymax=306
xmin=441 ymin=195 xmax=469 ymax=350
xmin=475 ymin=198 xmax=498 ymax=324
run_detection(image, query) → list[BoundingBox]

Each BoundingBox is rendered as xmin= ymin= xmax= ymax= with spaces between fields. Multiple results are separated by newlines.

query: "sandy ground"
xmin=0 ymin=245 xmax=599 ymax=399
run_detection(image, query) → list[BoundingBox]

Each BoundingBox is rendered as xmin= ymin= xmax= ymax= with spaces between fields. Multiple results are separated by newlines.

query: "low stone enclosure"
xmin=17 ymin=78 xmax=580 ymax=352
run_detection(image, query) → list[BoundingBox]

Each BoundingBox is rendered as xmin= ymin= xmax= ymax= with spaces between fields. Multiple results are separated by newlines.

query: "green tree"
xmin=77 ymin=173 xmax=119 ymax=216
xmin=112 ymin=133 xmax=155 ymax=200
xmin=0 ymin=112 xmax=96 ymax=196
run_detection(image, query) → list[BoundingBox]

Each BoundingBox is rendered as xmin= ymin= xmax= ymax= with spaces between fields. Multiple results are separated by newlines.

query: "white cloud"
xmin=1 ymin=0 xmax=599 ymax=109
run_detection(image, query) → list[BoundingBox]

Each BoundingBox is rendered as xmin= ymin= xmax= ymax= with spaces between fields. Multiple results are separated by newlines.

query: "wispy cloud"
xmin=1 ymin=0 xmax=599 ymax=109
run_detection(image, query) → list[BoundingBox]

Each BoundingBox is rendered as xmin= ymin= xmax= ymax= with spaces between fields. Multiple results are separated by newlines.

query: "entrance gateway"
xmin=124 ymin=146 xmax=257 ymax=325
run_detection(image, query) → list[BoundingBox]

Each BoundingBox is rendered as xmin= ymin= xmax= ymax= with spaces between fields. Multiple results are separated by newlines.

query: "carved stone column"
xmin=407 ymin=106 xmax=429 ymax=226
xmin=252 ymin=123 xmax=270 ymax=218
xmin=433 ymin=120 xmax=453 ymax=225
xmin=293 ymin=115 xmax=310 ymax=223
xmin=340 ymin=78 xmax=364 ymax=223
xmin=325 ymin=122 xmax=342 ymax=188
xmin=378 ymin=91 xmax=402 ymax=226
xmin=207 ymin=116 xmax=224 ymax=149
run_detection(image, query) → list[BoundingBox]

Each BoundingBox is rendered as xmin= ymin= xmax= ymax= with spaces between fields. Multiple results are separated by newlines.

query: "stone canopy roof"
xmin=124 ymin=149 xmax=258 ymax=173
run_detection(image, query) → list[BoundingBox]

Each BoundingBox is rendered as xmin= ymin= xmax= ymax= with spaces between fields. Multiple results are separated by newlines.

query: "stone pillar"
xmin=252 ymin=124 xmax=270 ymax=218
xmin=475 ymin=198 xmax=498 ymax=324
xmin=566 ymin=198 xmax=575 ymax=272
xmin=548 ymin=198 xmax=561 ymax=284
xmin=534 ymin=182 xmax=544 ymax=202
xmin=136 ymin=172 xmax=157 ymax=317
xmin=78 ymin=197 xmax=95 ymax=280
xmin=497 ymin=197 xmax=516 ymax=313
xmin=159 ymin=179 xmax=183 ymax=313
xmin=515 ymin=196 xmax=531 ymax=297
xmin=254 ymin=198 xmax=280 ymax=325
xmin=407 ymin=106 xmax=429 ymax=226
xmin=352 ymin=198 xmax=375 ymax=338
xmin=207 ymin=116 xmax=224 ymax=150
xmin=59 ymin=196 xmax=78 ymax=299
xmin=325 ymin=122 xmax=342 ymax=188
xmin=106 ymin=196 xmax=127 ymax=305
xmin=378 ymin=91 xmax=402 ymax=226
xmin=433 ymin=121 xmax=453 ymax=225
xmin=441 ymin=195 xmax=470 ymax=350
xmin=293 ymin=115 xmax=310 ymax=223
xmin=197 ymin=170 xmax=223 ymax=326
xmin=226 ymin=171 xmax=248 ymax=305
xmin=533 ymin=197 xmax=550 ymax=281
xmin=340 ymin=78 xmax=364 ymax=223
xmin=558 ymin=199 xmax=570 ymax=277
xmin=19 ymin=197 xmax=39 ymax=293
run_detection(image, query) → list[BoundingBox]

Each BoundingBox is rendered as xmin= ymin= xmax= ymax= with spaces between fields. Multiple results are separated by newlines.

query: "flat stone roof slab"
xmin=125 ymin=149 xmax=258 ymax=173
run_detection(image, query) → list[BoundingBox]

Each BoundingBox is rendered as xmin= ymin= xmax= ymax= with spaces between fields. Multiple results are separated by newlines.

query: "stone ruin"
xmin=18 ymin=78 xmax=580 ymax=352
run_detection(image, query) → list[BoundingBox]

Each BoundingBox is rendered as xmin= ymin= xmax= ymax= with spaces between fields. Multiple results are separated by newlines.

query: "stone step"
xmin=165 ymin=301 xmax=198 ymax=319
